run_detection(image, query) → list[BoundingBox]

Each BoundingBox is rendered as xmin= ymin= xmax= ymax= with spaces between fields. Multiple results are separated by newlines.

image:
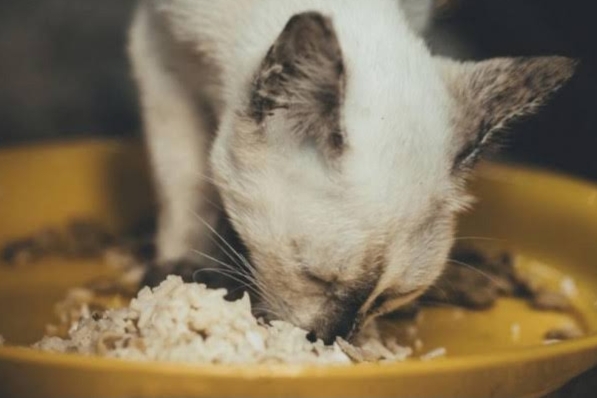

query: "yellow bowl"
xmin=1 ymin=140 xmax=597 ymax=398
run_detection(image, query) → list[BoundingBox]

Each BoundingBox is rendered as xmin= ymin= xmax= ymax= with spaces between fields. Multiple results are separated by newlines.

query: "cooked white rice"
xmin=560 ymin=277 xmax=578 ymax=297
xmin=510 ymin=323 xmax=521 ymax=342
xmin=33 ymin=276 xmax=410 ymax=365
xmin=420 ymin=347 xmax=446 ymax=361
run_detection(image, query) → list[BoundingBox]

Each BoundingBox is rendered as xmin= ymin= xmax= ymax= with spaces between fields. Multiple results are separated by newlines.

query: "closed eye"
xmin=303 ymin=268 xmax=337 ymax=288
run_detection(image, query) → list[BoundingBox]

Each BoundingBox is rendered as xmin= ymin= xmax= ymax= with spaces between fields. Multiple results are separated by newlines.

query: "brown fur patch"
xmin=248 ymin=11 xmax=347 ymax=159
xmin=286 ymin=237 xmax=386 ymax=342
xmin=310 ymin=269 xmax=381 ymax=343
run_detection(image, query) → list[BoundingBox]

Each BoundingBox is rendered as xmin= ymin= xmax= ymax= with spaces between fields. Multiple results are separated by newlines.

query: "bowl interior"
xmin=1 ymin=140 xmax=597 ymax=398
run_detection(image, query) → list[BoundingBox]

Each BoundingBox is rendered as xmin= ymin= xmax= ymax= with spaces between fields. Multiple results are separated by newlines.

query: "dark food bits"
xmin=1 ymin=218 xmax=155 ymax=267
xmin=390 ymin=246 xmax=575 ymax=319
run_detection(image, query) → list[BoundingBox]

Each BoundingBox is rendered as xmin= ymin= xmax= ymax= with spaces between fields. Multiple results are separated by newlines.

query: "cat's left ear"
xmin=249 ymin=12 xmax=346 ymax=157
xmin=437 ymin=56 xmax=578 ymax=171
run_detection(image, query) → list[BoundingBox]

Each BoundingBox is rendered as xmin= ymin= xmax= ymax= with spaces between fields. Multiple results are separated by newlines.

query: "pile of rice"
xmin=34 ymin=276 xmax=411 ymax=365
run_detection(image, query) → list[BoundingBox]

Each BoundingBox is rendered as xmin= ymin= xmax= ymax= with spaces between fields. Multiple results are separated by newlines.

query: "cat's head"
xmin=211 ymin=11 xmax=576 ymax=343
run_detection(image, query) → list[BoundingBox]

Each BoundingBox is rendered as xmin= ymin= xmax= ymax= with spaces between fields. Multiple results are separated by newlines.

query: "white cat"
xmin=128 ymin=0 xmax=575 ymax=342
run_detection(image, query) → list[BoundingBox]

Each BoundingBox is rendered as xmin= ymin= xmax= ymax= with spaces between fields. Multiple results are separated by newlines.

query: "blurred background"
xmin=0 ymin=0 xmax=139 ymax=144
xmin=0 ymin=0 xmax=596 ymax=179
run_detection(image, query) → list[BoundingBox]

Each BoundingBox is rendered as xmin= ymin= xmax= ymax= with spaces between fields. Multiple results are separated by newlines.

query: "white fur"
xmin=129 ymin=5 xmax=222 ymax=262
xmin=203 ymin=1 xmax=455 ymax=279
xmin=129 ymin=0 xmax=534 ymax=341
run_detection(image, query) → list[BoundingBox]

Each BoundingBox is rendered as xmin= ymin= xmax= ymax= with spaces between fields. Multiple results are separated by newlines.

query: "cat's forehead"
xmin=334 ymin=4 xmax=453 ymax=133
xmin=338 ymin=53 xmax=454 ymax=195
xmin=342 ymin=55 xmax=452 ymax=147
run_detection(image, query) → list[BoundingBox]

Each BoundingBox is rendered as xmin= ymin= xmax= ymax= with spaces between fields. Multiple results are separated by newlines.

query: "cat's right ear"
xmin=437 ymin=56 xmax=577 ymax=172
xmin=248 ymin=11 xmax=347 ymax=156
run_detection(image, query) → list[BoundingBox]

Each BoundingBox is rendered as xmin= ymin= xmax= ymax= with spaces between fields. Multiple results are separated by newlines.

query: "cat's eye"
xmin=303 ymin=269 xmax=335 ymax=287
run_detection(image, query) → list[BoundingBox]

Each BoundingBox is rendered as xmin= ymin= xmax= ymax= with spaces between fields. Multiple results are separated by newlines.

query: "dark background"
xmin=0 ymin=0 xmax=138 ymax=144
xmin=0 ymin=0 xmax=596 ymax=180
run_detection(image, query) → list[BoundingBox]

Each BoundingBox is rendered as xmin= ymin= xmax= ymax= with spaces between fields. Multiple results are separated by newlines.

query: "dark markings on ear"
xmin=439 ymin=56 xmax=578 ymax=171
xmin=249 ymin=11 xmax=347 ymax=157
xmin=329 ymin=130 xmax=344 ymax=151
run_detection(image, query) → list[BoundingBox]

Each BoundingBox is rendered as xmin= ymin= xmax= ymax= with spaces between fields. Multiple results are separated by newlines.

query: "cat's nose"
xmin=311 ymin=307 xmax=362 ymax=345
xmin=306 ymin=330 xmax=318 ymax=343
xmin=314 ymin=322 xmax=355 ymax=345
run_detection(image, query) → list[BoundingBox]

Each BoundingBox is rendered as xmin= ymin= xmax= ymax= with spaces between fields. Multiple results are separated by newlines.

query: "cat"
xmin=128 ymin=0 xmax=575 ymax=343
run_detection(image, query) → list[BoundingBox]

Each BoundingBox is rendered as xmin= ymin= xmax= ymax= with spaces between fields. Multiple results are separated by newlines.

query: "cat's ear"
xmin=249 ymin=11 xmax=346 ymax=155
xmin=437 ymin=56 xmax=578 ymax=170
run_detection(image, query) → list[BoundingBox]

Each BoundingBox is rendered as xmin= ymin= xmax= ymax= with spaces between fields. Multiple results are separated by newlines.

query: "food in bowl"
xmin=419 ymin=247 xmax=576 ymax=314
xmin=2 ymin=219 xmax=585 ymax=365
xmin=34 ymin=276 xmax=411 ymax=364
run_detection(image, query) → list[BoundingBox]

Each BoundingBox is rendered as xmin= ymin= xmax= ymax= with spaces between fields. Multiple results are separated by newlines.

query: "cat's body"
xmin=128 ymin=0 xmax=575 ymax=342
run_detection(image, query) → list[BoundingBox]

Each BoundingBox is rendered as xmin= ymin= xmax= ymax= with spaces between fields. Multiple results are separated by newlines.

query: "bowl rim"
xmin=1 ymin=335 xmax=597 ymax=378
xmin=2 ymin=145 xmax=597 ymax=378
